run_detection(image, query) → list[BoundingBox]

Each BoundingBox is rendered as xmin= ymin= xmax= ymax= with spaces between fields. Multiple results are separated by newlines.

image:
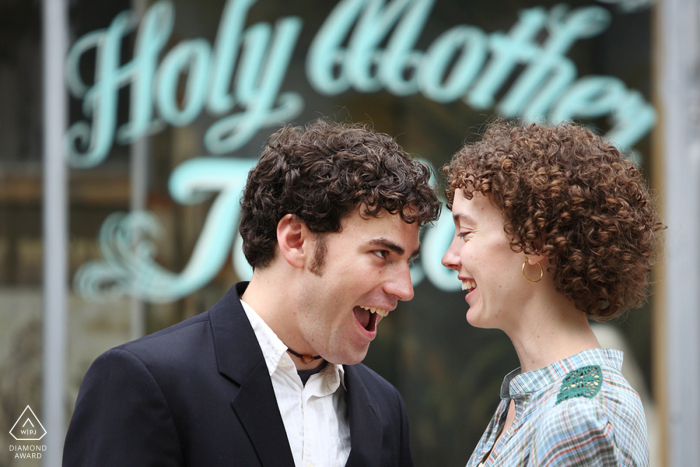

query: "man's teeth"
xmin=461 ymin=280 xmax=476 ymax=291
xmin=360 ymin=306 xmax=389 ymax=317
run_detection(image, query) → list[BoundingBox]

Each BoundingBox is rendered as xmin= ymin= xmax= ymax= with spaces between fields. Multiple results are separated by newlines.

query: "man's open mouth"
xmin=353 ymin=306 xmax=389 ymax=332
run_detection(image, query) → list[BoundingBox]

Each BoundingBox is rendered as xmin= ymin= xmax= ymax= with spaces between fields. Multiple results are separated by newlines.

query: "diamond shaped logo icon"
xmin=9 ymin=406 xmax=46 ymax=441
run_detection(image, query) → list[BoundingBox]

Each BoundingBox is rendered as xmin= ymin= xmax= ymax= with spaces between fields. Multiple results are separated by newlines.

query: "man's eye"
xmin=374 ymin=250 xmax=388 ymax=259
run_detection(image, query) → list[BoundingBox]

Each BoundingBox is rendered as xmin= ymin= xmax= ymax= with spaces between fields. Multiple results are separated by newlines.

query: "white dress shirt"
xmin=240 ymin=300 xmax=352 ymax=467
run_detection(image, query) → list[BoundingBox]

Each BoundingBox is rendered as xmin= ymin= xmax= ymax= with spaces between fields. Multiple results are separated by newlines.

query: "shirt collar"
xmin=240 ymin=299 xmax=346 ymax=389
xmin=315 ymin=360 xmax=347 ymax=393
xmin=503 ymin=348 xmax=624 ymax=399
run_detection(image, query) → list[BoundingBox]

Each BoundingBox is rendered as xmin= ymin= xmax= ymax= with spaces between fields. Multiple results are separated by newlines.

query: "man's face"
xmin=296 ymin=208 xmax=420 ymax=365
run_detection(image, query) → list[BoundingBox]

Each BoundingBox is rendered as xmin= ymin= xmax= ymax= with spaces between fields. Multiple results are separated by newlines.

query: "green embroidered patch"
xmin=556 ymin=365 xmax=603 ymax=404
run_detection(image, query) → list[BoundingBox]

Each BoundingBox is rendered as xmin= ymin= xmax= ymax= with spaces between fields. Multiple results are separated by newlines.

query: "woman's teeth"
xmin=461 ymin=280 xmax=476 ymax=292
xmin=360 ymin=306 xmax=389 ymax=317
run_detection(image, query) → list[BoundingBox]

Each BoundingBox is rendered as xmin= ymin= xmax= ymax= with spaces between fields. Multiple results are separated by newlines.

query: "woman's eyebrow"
xmin=453 ymin=213 xmax=477 ymax=226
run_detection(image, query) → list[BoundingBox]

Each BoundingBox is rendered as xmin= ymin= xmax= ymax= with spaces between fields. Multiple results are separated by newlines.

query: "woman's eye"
xmin=457 ymin=232 xmax=471 ymax=240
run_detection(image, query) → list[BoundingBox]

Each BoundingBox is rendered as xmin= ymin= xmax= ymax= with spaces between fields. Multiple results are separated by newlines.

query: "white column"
xmin=41 ymin=0 xmax=68 ymax=465
xmin=660 ymin=0 xmax=700 ymax=465
xmin=129 ymin=0 xmax=149 ymax=341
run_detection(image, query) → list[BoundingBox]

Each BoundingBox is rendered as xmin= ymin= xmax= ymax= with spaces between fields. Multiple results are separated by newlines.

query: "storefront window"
xmin=0 ymin=0 xmax=656 ymax=465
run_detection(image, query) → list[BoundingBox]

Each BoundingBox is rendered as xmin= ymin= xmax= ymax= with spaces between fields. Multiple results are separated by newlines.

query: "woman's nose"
xmin=441 ymin=238 xmax=461 ymax=271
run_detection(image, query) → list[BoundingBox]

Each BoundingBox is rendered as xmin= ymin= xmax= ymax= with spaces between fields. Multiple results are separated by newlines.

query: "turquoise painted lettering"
xmin=498 ymin=5 xmax=610 ymax=120
xmin=66 ymin=0 xmax=303 ymax=166
xmin=310 ymin=2 xmax=654 ymax=149
xmin=348 ymin=0 xmax=414 ymax=93
xmin=604 ymin=89 xmax=656 ymax=151
xmin=74 ymin=158 xmax=256 ymax=302
xmin=466 ymin=7 xmax=546 ymax=110
xmin=156 ymin=39 xmax=212 ymax=126
xmin=203 ymin=17 xmax=304 ymax=154
xmin=550 ymin=76 xmax=656 ymax=152
xmin=65 ymin=2 xmax=174 ymax=167
xmin=65 ymin=11 xmax=146 ymax=168
xmin=307 ymin=0 xmax=434 ymax=95
xmin=70 ymin=2 xmax=660 ymax=303
xmin=551 ymin=76 xmax=626 ymax=122
xmin=419 ymin=26 xmax=487 ymax=103
xmin=380 ymin=0 xmax=434 ymax=96
xmin=207 ymin=0 xmax=258 ymax=114
xmin=118 ymin=2 xmax=175 ymax=144
xmin=306 ymin=0 xmax=367 ymax=95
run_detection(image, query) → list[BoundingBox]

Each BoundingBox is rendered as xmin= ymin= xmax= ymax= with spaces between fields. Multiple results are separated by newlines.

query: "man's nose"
xmin=386 ymin=263 xmax=415 ymax=301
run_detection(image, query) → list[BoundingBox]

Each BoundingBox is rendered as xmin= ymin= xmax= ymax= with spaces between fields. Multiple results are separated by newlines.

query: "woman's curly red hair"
xmin=444 ymin=121 xmax=664 ymax=320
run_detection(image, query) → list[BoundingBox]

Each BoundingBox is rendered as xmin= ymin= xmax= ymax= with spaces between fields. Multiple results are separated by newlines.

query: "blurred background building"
xmin=0 ymin=0 xmax=698 ymax=465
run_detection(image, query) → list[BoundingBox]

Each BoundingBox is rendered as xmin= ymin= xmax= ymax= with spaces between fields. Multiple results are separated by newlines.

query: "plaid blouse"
xmin=466 ymin=349 xmax=649 ymax=467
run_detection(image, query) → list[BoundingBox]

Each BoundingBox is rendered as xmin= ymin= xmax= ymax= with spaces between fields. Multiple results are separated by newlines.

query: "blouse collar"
xmin=500 ymin=348 xmax=624 ymax=400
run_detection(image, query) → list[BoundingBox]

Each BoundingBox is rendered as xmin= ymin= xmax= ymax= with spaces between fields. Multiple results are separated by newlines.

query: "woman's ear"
xmin=277 ymin=214 xmax=307 ymax=268
xmin=527 ymin=249 xmax=549 ymax=269
xmin=530 ymin=239 xmax=549 ymax=266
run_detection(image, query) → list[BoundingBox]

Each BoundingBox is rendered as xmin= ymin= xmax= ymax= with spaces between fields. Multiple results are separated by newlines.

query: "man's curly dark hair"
xmin=444 ymin=120 xmax=664 ymax=321
xmin=239 ymin=119 xmax=441 ymax=270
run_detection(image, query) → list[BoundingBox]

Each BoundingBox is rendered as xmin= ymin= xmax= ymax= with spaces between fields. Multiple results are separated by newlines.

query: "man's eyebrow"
xmin=368 ymin=238 xmax=421 ymax=259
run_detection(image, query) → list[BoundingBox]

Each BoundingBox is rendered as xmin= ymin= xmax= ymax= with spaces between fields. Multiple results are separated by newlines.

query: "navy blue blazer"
xmin=63 ymin=282 xmax=413 ymax=467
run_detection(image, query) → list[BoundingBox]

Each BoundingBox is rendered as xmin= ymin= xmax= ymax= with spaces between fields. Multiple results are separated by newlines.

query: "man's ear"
xmin=277 ymin=214 xmax=307 ymax=269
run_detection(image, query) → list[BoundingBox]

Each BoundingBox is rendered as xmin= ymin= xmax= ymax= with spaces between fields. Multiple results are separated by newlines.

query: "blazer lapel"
xmin=230 ymin=361 xmax=295 ymax=467
xmin=209 ymin=283 xmax=295 ymax=467
xmin=344 ymin=365 xmax=383 ymax=467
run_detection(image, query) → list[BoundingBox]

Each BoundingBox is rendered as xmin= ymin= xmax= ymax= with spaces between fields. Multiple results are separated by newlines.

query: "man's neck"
xmin=241 ymin=269 xmax=324 ymax=370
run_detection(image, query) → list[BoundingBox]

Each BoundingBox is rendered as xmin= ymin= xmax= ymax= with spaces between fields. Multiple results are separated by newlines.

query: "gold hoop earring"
xmin=522 ymin=259 xmax=543 ymax=283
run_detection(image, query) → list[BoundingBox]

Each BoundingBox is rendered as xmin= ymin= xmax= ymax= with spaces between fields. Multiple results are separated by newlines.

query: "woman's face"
xmin=441 ymin=190 xmax=530 ymax=331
